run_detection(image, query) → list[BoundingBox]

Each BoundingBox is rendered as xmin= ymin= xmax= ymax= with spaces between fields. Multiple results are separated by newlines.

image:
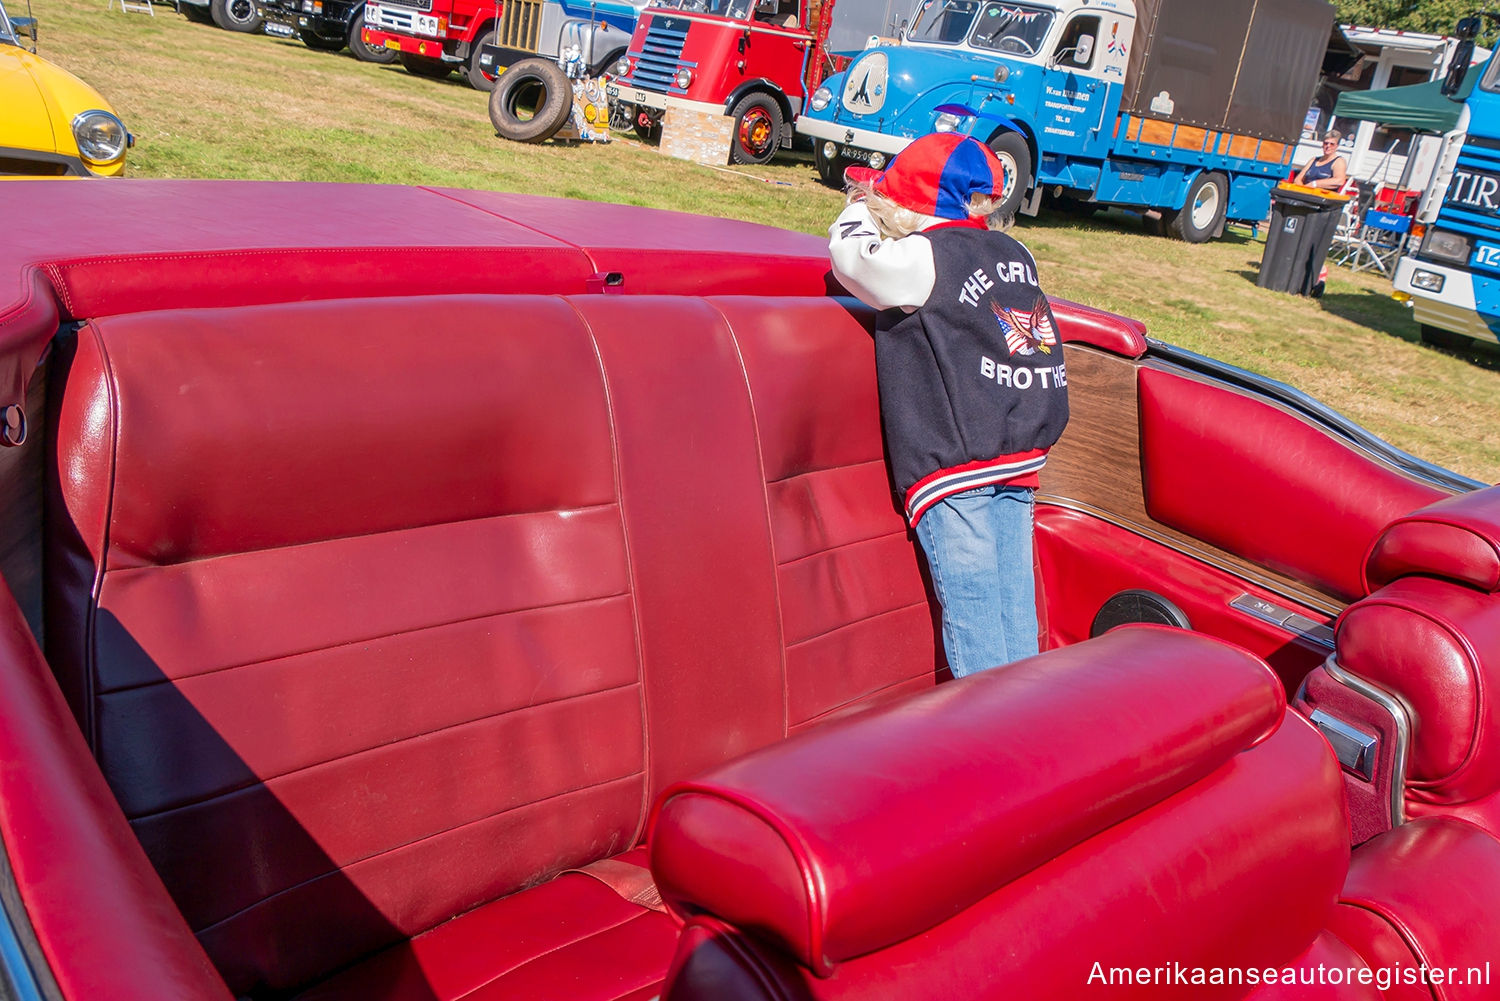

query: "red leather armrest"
xmin=648 ymin=626 xmax=1284 ymax=976
xmin=1051 ymin=297 xmax=1148 ymax=357
xmin=0 ymin=581 xmax=231 ymax=1001
xmin=1365 ymin=485 xmax=1500 ymax=593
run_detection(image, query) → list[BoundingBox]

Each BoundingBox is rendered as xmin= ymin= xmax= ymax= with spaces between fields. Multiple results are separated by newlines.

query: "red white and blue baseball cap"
xmin=845 ymin=133 xmax=1008 ymax=221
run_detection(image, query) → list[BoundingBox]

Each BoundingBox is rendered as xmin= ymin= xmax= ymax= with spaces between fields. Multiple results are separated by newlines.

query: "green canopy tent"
xmin=1333 ymin=65 xmax=1480 ymax=134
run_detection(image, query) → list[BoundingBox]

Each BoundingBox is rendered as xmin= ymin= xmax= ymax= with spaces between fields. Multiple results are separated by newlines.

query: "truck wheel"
xmin=814 ymin=143 xmax=848 ymax=188
xmin=302 ymin=32 xmax=345 ymax=51
xmin=465 ymin=28 xmax=499 ymax=91
xmin=210 ymin=0 xmax=262 ymax=32
xmin=1168 ymin=172 xmax=1227 ymax=243
xmin=348 ymin=13 xmax=397 ymax=63
xmin=729 ymin=93 xmax=782 ymax=165
xmin=488 ymin=57 xmax=573 ymax=143
xmin=633 ymin=108 xmax=662 ymax=144
xmin=400 ymin=52 xmax=454 ymax=79
xmin=987 ymin=131 xmax=1032 ymax=219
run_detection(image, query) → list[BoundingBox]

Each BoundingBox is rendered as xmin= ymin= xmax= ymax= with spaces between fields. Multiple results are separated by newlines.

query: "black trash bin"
xmin=1256 ymin=183 xmax=1350 ymax=295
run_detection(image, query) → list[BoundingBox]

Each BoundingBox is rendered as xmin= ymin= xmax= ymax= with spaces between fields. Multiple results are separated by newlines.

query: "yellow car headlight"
xmin=72 ymin=110 xmax=129 ymax=164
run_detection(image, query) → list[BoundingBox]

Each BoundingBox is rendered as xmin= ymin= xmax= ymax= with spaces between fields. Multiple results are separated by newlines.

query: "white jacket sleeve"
xmin=827 ymin=202 xmax=936 ymax=313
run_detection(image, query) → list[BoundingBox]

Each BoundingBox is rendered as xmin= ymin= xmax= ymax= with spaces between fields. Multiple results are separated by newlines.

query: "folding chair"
xmin=1344 ymin=207 xmax=1412 ymax=276
xmin=1328 ymin=180 xmax=1374 ymax=269
xmin=108 ymin=0 xmax=155 ymax=15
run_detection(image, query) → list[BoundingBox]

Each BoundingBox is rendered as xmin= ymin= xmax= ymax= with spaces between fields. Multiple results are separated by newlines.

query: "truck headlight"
xmin=613 ymin=56 xmax=630 ymax=77
xmin=933 ymin=112 xmax=961 ymax=132
xmin=868 ymin=151 xmax=885 ymax=169
xmin=1421 ymin=228 xmax=1471 ymax=265
xmin=71 ymin=110 xmax=129 ymax=164
xmin=673 ymin=67 xmax=693 ymax=89
xmin=809 ymin=85 xmax=832 ymax=111
xmin=1410 ymin=270 xmax=1446 ymax=293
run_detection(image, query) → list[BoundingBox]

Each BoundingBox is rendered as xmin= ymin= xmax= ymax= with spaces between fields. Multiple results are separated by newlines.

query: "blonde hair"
xmin=846 ymin=178 xmax=1012 ymax=238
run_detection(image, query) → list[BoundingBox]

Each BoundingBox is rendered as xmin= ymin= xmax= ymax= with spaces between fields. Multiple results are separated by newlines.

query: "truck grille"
xmin=631 ymin=18 xmax=688 ymax=92
xmin=377 ymin=0 xmax=429 ymax=10
xmin=499 ymin=0 xmax=541 ymax=50
xmin=368 ymin=0 xmax=429 ymax=31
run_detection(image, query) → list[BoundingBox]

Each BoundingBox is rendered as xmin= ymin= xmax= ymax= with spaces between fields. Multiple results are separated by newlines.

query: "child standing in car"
xmin=828 ymin=133 xmax=1069 ymax=677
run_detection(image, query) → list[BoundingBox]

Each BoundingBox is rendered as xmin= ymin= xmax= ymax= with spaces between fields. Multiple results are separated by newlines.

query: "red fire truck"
xmin=362 ymin=0 xmax=502 ymax=89
xmin=363 ymin=0 xmax=645 ymax=91
xmin=606 ymin=0 xmax=892 ymax=164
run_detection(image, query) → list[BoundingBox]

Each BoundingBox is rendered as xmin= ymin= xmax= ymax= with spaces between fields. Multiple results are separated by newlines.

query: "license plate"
xmin=605 ymin=84 xmax=651 ymax=105
xmin=383 ymin=38 xmax=400 ymax=48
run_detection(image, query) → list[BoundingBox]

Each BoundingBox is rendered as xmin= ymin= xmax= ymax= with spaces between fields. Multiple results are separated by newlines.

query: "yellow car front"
xmin=1 ymin=21 xmax=131 ymax=176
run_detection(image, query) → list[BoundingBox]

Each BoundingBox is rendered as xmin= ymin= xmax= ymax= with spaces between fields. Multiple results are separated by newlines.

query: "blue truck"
xmin=796 ymin=0 xmax=1337 ymax=241
xmin=1393 ymin=14 xmax=1500 ymax=349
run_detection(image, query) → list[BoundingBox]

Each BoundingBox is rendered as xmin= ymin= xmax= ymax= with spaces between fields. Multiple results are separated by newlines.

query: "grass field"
xmin=22 ymin=0 xmax=1500 ymax=482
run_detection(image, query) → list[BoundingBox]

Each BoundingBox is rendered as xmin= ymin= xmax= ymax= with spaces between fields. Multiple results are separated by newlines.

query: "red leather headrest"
xmin=647 ymin=626 xmax=1284 ymax=976
xmin=1364 ymin=485 xmax=1500 ymax=594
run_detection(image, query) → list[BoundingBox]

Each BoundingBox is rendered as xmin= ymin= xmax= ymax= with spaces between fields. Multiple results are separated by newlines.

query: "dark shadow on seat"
xmin=77 ymin=612 xmax=437 ymax=1001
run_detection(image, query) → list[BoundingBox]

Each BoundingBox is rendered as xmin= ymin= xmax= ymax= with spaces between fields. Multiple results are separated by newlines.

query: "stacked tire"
xmin=488 ymin=58 xmax=573 ymax=143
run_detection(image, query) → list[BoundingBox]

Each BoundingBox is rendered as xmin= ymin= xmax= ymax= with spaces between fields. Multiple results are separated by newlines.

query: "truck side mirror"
xmin=1074 ymin=33 xmax=1093 ymax=63
xmin=12 ymin=15 xmax=37 ymax=43
xmin=1442 ymin=37 xmax=1474 ymax=98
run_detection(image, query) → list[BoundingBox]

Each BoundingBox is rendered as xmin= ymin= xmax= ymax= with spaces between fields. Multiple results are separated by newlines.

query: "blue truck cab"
xmin=1394 ymin=16 xmax=1500 ymax=349
xmin=797 ymin=0 xmax=1337 ymax=241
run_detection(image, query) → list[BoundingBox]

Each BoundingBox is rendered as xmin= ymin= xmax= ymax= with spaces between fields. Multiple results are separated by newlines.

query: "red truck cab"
xmin=362 ymin=0 xmax=501 ymax=89
xmin=607 ymin=0 xmax=826 ymax=164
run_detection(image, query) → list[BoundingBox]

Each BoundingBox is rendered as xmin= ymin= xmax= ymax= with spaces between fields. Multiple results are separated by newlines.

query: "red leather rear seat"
xmin=40 ymin=293 xmax=946 ymax=998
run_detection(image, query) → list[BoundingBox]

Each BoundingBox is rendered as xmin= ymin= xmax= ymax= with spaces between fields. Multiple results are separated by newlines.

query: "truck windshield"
xmin=1481 ymin=53 xmax=1500 ymax=93
xmin=908 ymin=0 xmax=980 ymax=44
xmin=968 ymin=2 xmax=1053 ymax=55
xmin=656 ymin=0 xmax=754 ymax=17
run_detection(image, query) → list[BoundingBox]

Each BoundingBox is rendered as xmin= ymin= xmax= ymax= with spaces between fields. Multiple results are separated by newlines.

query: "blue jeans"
xmin=913 ymin=484 xmax=1038 ymax=678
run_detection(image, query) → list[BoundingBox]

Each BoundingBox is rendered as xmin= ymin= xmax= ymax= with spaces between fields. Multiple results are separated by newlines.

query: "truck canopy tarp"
xmin=1123 ymin=0 xmax=1336 ymax=144
xmin=1333 ymin=66 xmax=1478 ymax=134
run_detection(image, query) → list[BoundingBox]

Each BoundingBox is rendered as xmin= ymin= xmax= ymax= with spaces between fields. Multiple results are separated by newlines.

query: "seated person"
xmin=1296 ymin=130 xmax=1348 ymax=191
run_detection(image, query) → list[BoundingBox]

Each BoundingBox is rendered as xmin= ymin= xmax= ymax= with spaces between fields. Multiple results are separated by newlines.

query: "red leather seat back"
xmin=575 ymin=295 xmax=788 ymax=799
xmin=1335 ymin=486 xmax=1500 ymax=834
xmin=713 ymin=297 xmax=944 ymax=726
xmin=45 ymin=297 xmax=649 ymax=994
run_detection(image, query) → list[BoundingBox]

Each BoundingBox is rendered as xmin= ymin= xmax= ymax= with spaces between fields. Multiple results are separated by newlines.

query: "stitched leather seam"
xmin=790 ymin=669 xmax=934 ymax=730
xmin=189 ymin=770 xmax=647 ymax=935
xmin=707 ymin=300 xmax=792 ymax=743
xmin=124 ymin=681 xmax=647 ymax=822
xmin=764 ymin=456 xmax=887 ymax=487
xmin=784 ymin=598 xmax=931 ymax=649
xmin=101 ymin=500 xmax=623 ymax=571
xmin=775 ymin=527 xmax=914 ymax=571
xmin=95 ymin=590 xmax=633 ymax=695
xmin=563 ymin=296 xmax=654 ymax=852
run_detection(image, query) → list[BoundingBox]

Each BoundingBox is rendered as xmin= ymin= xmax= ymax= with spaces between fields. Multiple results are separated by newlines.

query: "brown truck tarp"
xmin=1123 ymin=0 xmax=1336 ymax=143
